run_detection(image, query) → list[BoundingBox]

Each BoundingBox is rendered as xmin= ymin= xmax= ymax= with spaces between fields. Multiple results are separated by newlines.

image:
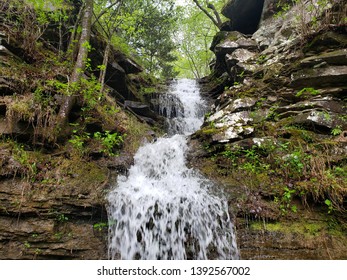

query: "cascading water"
xmin=107 ymin=79 xmax=239 ymax=260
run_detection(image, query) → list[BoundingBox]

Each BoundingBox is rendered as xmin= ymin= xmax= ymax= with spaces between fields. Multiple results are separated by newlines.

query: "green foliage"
xmin=296 ymin=87 xmax=320 ymax=97
xmin=56 ymin=213 xmax=69 ymax=223
xmin=256 ymin=54 xmax=268 ymax=65
xmin=331 ymin=125 xmax=342 ymax=136
xmin=1 ymin=0 xmax=70 ymax=55
xmin=24 ymin=241 xmax=31 ymax=249
xmin=274 ymin=0 xmax=292 ymax=19
xmin=222 ymin=145 xmax=270 ymax=173
xmin=113 ymin=0 xmax=179 ymax=78
xmin=174 ymin=1 xmax=224 ymax=78
xmin=68 ymin=129 xmax=90 ymax=155
xmin=93 ymin=131 xmax=125 ymax=156
xmin=325 ymin=199 xmax=333 ymax=214
xmin=274 ymin=187 xmax=297 ymax=215
xmin=79 ymin=76 xmax=103 ymax=110
xmin=93 ymin=222 xmax=108 ymax=231
xmin=274 ymin=0 xmax=345 ymax=37
xmin=12 ymin=142 xmax=38 ymax=180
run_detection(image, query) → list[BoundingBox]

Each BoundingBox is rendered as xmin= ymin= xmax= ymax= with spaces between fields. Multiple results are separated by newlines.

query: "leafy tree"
xmin=176 ymin=6 xmax=219 ymax=78
xmin=117 ymin=0 xmax=179 ymax=78
xmin=175 ymin=0 xmax=226 ymax=78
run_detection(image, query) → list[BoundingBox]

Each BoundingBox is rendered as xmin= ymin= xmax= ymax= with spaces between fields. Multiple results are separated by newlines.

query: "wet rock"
xmin=214 ymin=33 xmax=258 ymax=57
xmin=214 ymin=97 xmax=257 ymax=113
xmin=290 ymin=66 xmax=347 ymax=88
xmin=115 ymin=52 xmax=143 ymax=74
xmin=292 ymin=110 xmax=345 ymax=131
xmin=124 ymin=100 xmax=158 ymax=120
xmin=300 ymin=49 xmax=347 ymax=67
xmin=225 ymin=49 xmax=257 ymax=69
xmin=0 ymin=216 xmax=106 ymax=260
xmin=304 ymin=31 xmax=347 ymax=54
xmin=208 ymin=111 xmax=254 ymax=143
xmin=275 ymin=97 xmax=345 ymax=119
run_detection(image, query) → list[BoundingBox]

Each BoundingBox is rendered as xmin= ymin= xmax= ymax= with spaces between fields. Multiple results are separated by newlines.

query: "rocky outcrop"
xmin=192 ymin=0 xmax=347 ymax=259
xmin=0 ymin=147 xmax=110 ymax=259
xmin=0 ymin=1 xmax=160 ymax=260
xmin=221 ymin=0 xmax=265 ymax=34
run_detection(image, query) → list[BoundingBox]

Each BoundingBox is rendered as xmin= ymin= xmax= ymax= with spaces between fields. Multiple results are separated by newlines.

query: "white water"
xmin=107 ymin=79 xmax=239 ymax=260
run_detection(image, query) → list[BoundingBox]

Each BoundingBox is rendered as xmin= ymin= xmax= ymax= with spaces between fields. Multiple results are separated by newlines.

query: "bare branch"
xmin=192 ymin=0 xmax=221 ymax=29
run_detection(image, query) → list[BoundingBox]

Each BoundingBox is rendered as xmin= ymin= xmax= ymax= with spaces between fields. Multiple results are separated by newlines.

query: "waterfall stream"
xmin=107 ymin=79 xmax=239 ymax=260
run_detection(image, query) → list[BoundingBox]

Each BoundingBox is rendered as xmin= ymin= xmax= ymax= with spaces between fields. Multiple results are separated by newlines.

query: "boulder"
xmin=303 ymin=31 xmax=347 ymax=54
xmin=214 ymin=34 xmax=258 ymax=57
xmin=211 ymin=111 xmax=254 ymax=143
xmin=225 ymin=49 xmax=259 ymax=76
xmin=225 ymin=49 xmax=257 ymax=67
xmin=213 ymin=97 xmax=257 ymax=114
xmin=207 ymin=106 xmax=254 ymax=143
xmin=292 ymin=110 xmax=346 ymax=131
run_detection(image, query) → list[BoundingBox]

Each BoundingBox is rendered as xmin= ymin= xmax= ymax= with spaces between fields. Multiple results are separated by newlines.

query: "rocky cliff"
xmin=190 ymin=0 xmax=347 ymax=259
xmin=0 ymin=1 xmax=160 ymax=259
xmin=0 ymin=0 xmax=346 ymax=260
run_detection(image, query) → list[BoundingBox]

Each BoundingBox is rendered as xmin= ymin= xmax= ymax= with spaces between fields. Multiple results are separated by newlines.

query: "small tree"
xmin=57 ymin=0 xmax=93 ymax=127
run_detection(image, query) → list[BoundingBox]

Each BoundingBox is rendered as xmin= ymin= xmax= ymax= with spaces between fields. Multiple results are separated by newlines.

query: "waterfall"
xmin=107 ymin=79 xmax=239 ymax=260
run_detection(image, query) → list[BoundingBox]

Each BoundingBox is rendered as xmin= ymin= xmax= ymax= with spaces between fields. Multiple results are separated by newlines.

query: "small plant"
xmin=266 ymin=107 xmax=279 ymax=121
xmin=296 ymin=87 xmax=320 ymax=97
xmin=274 ymin=1 xmax=291 ymax=19
xmin=56 ymin=213 xmax=68 ymax=223
xmin=256 ymin=54 xmax=267 ymax=64
xmin=24 ymin=241 xmax=31 ymax=249
xmin=12 ymin=142 xmax=38 ymax=180
xmin=324 ymin=199 xmax=333 ymax=214
xmin=68 ymin=130 xmax=90 ymax=155
xmin=331 ymin=125 xmax=342 ymax=136
xmin=275 ymin=187 xmax=297 ymax=215
xmin=94 ymin=131 xmax=125 ymax=156
xmin=54 ymin=232 xmax=63 ymax=240
xmin=93 ymin=222 xmax=108 ymax=231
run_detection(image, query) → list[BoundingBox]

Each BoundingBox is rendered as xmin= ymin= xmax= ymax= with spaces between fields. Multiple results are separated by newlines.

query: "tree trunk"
xmin=99 ymin=38 xmax=111 ymax=93
xmin=67 ymin=3 xmax=84 ymax=61
xmin=57 ymin=0 xmax=93 ymax=128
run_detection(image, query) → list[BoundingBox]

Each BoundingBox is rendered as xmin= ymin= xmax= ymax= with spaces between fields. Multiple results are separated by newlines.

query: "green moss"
xmin=250 ymin=219 xmax=346 ymax=238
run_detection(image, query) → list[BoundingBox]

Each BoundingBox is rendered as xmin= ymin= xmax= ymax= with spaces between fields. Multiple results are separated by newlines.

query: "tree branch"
xmin=207 ymin=2 xmax=222 ymax=27
xmin=192 ymin=0 xmax=221 ymax=29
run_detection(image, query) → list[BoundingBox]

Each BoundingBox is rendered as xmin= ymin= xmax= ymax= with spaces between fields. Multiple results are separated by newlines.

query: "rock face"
xmin=192 ymin=0 xmax=347 ymax=259
xmin=0 ymin=148 xmax=109 ymax=259
xmin=222 ymin=0 xmax=265 ymax=34
xmin=0 ymin=1 xmax=159 ymax=260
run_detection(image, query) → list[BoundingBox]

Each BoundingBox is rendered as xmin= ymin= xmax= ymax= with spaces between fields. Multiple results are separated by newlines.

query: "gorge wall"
xmin=0 ymin=0 xmax=346 ymax=260
xmin=0 ymin=1 xmax=160 ymax=259
xmin=190 ymin=0 xmax=347 ymax=259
